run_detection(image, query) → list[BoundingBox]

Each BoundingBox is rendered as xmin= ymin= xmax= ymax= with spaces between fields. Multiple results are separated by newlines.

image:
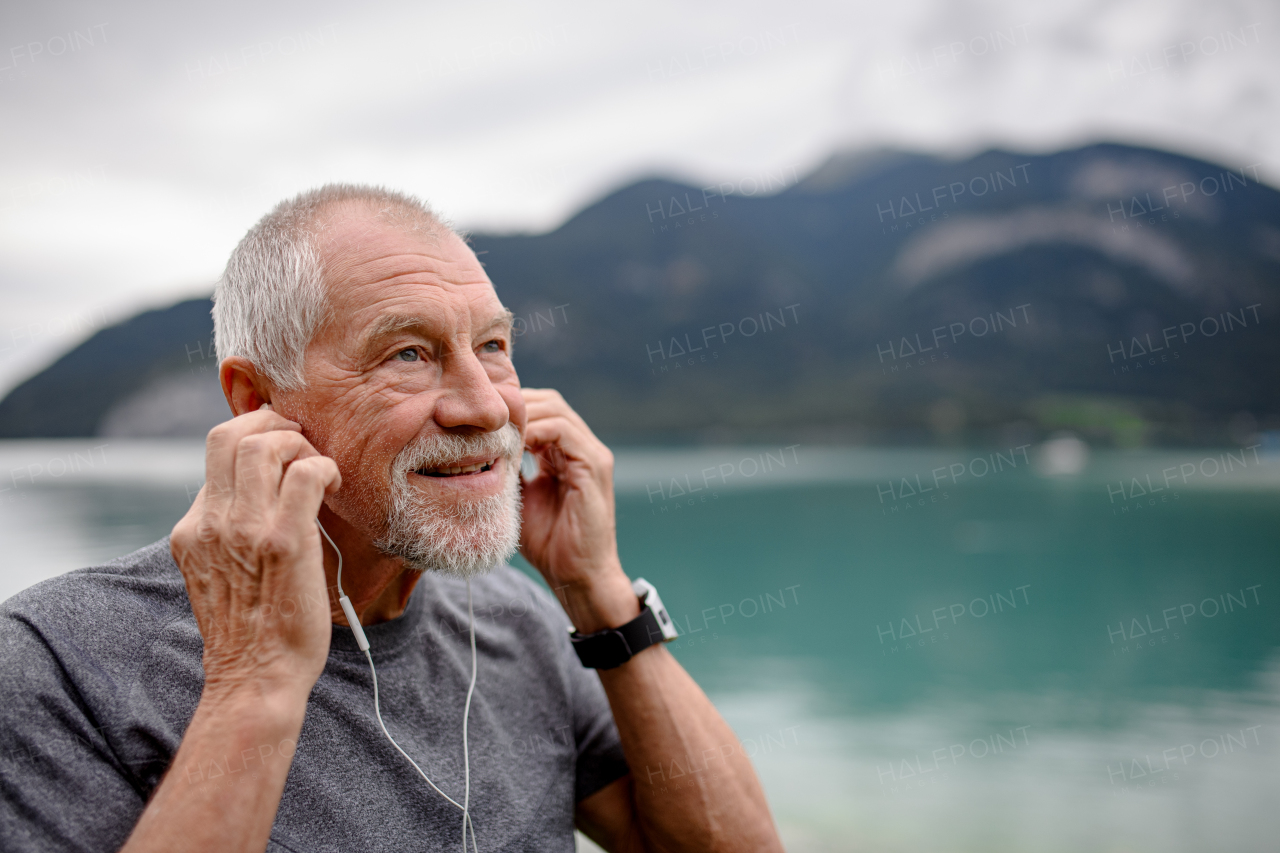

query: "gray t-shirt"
xmin=0 ymin=538 xmax=629 ymax=852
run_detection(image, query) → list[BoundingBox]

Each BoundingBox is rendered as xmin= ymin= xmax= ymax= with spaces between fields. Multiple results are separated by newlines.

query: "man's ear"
xmin=219 ymin=357 xmax=274 ymax=417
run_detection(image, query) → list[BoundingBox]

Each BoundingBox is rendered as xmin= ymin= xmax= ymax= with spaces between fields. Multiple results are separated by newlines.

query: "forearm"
xmin=562 ymin=572 xmax=781 ymax=852
xmin=120 ymin=685 xmax=307 ymax=853
xmin=598 ymin=646 xmax=783 ymax=853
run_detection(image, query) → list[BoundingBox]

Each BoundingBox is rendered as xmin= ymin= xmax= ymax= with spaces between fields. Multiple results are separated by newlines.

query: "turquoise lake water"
xmin=2 ymin=440 xmax=1277 ymax=852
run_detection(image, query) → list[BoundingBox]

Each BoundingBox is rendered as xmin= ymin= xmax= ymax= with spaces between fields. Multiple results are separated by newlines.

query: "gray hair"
xmin=213 ymin=183 xmax=456 ymax=390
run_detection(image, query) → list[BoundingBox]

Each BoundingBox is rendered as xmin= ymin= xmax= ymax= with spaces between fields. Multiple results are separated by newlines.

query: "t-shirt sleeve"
xmin=504 ymin=567 xmax=633 ymax=802
xmin=565 ymin=653 xmax=631 ymax=802
xmin=0 ymin=609 xmax=146 ymax=853
xmin=507 ymin=568 xmax=633 ymax=802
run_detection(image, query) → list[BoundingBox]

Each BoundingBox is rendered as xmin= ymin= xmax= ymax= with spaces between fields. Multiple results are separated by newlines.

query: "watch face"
xmin=574 ymin=629 xmax=633 ymax=669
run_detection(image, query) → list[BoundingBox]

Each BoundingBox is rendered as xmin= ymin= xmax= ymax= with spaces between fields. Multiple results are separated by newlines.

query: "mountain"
xmin=2 ymin=142 xmax=1278 ymax=445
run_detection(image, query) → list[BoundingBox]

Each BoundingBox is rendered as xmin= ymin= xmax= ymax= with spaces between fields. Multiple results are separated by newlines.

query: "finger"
xmin=523 ymin=415 xmax=613 ymax=479
xmin=520 ymin=387 xmax=574 ymax=413
xmin=276 ymin=456 xmax=342 ymax=538
xmin=522 ymin=400 xmax=606 ymax=459
xmin=523 ymin=415 xmax=583 ymax=458
xmin=203 ymin=409 xmax=302 ymax=512
xmin=524 ymin=399 xmax=594 ymax=437
xmin=231 ymin=430 xmax=320 ymax=520
xmin=522 ymin=389 xmax=598 ymax=438
xmin=521 ymin=387 xmax=571 ymax=408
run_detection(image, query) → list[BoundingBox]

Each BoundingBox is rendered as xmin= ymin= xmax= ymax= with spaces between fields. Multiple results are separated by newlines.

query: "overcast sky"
xmin=0 ymin=0 xmax=1275 ymax=394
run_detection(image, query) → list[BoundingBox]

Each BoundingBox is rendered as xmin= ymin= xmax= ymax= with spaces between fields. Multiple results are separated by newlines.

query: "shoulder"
xmin=472 ymin=564 xmax=569 ymax=621
xmin=0 ymin=537 xmax=191 ymax=673
xmin=471 ymin=564 xmax=577 ymax=643
xmin=0 ymin=540 xmax=192 ymax=848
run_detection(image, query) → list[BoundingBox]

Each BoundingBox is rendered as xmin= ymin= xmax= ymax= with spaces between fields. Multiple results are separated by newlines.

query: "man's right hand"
xmin=170 ymin=407 xmax=341 ymax=702
xmin=122 ymin=408 xmax=342 ymax=853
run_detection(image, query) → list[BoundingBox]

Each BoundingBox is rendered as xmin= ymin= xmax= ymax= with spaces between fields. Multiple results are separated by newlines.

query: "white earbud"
xmin=316 ymin=519 xmax=478 ymax=852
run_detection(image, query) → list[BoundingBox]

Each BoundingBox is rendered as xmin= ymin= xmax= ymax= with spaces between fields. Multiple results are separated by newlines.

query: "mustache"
xmin=393 ymin=422 xmax=524 ymax=472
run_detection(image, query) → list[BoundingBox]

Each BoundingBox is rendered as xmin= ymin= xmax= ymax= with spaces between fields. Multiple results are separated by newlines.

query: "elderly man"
xmin=0 ymin=185 xmax=783 ymax=852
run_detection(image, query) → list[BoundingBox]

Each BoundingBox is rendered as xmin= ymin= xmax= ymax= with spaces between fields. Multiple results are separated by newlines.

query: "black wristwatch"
xmin=570 ymin=578 xmax=679 ymax=669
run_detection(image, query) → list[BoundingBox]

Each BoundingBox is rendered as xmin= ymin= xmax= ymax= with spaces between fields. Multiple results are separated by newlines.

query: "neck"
xmin=318 ymin=505 xmax=422 ymax=627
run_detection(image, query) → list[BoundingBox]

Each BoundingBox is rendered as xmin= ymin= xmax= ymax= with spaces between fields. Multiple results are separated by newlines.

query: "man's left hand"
xmin=518 ymin=388 xmax=639 ymax=632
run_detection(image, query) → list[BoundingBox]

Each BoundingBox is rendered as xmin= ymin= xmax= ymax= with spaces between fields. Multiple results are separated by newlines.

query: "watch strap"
xmin=570 ymin=606 xmax=666 ymax=669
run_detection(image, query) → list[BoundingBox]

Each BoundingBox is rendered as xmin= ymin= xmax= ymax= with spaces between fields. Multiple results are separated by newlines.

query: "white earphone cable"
xmin=461 ymin=579 xmax=477 ymax=853
xmin=316 ymin=519 xmax=479 ymax=853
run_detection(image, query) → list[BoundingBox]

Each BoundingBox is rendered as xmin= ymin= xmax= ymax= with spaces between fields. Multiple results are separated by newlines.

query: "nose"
xmin=432 ymin=346 xmax=510 ymax=434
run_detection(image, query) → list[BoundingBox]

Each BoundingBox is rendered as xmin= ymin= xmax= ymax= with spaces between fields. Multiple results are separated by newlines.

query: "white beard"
xmin=373 ymin=423 xmax=524 ymax=578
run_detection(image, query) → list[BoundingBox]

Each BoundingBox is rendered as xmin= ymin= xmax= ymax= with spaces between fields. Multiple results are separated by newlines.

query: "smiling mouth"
xmin=414 ymin=458 xmax=497 ymax=477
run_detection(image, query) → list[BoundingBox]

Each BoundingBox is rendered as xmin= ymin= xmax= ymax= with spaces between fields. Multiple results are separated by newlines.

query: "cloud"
xmin=0 ymin=0 xmax=1275 ymax=393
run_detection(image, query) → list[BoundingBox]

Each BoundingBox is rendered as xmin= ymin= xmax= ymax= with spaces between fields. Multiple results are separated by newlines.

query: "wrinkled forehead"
xmin=318 ymin=206 xmax=496 ymax=302
xmin=310 ymin=205 xmax=505 ymax=347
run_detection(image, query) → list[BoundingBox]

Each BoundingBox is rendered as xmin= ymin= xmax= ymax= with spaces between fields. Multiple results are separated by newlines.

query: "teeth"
xmin=418 ymin=458 xmax=497 ymax=476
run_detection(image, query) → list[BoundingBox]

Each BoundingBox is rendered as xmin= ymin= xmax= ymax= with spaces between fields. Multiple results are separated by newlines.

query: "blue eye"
xmin=395 ymin=348 xmax=420 ymax=362
xmin=482 ymin=340 xmax=503 ymax=353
